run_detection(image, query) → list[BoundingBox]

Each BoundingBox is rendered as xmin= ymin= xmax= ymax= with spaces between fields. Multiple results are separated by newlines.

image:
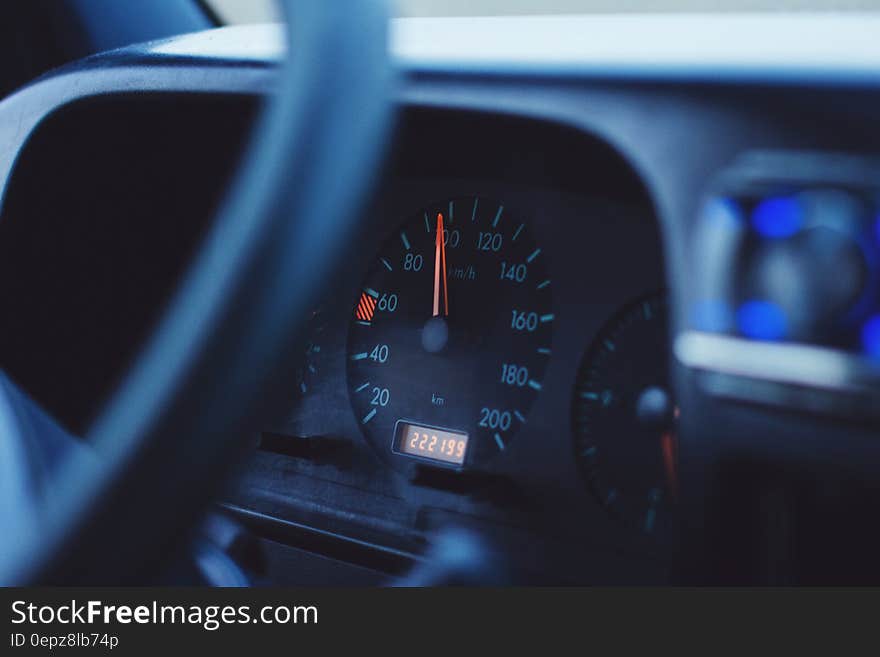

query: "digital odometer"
xmin=347 ymin=196 xmax=552 ymax=470
xmin=393 ymin=421 xmax=469 ymax=466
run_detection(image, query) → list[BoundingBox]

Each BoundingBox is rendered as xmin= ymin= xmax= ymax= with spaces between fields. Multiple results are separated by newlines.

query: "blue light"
xmin=862 ymin=314 xmax=880 ymax=359
xmin=875 ymin=214 xmax=880 ymax=245
xmin=752 ymin=196 xmax=803 ymax=239
xmin=736 ymin=300 xmax=788 ymax=341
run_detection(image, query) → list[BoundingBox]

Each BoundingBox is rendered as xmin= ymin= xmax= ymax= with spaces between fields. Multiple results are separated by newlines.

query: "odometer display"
xmin=394 ymin=421 xmax=469 ymax=466
xmin=347 ymin=196 xmax=552 ymax=469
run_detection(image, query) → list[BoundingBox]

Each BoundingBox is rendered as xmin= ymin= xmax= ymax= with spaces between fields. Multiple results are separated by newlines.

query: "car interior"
xmin=3 ymin=0 xmax=880 ymax=586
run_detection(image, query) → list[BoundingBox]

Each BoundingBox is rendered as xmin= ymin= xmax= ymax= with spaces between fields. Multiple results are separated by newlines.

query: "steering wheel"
xmin=0 ymin=1 xmax=392 ymax=584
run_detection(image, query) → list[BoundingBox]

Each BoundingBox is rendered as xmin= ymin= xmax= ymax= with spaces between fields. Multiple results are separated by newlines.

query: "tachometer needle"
xmin=660 ymin=430 xmax=678 ymax=502
xmin=433 ymin=212 xmax=448 ymax=316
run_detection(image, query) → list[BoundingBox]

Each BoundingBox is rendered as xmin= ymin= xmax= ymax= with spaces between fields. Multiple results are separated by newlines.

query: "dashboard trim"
xmin=151 ymin=15 xmax=880 ymax=84
xmin=221 ymin=503 xmax=422 ymax=576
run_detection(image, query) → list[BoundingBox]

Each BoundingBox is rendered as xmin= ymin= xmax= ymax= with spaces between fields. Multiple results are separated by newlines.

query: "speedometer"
xmin=347 ymin=196 xmax=552 ymax=470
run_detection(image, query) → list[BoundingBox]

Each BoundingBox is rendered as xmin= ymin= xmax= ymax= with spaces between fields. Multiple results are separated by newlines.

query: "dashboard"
xmin=4 ymin=16 xmax=880 ymax=584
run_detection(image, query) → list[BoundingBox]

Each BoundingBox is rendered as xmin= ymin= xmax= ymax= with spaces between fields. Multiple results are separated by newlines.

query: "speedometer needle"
xmin=433 ymin=212 xmax=448 ymax=316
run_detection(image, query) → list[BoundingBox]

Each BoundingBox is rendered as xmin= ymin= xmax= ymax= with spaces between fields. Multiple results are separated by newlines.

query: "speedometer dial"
xmin=347 ymin=196 xmax=552 ymax=470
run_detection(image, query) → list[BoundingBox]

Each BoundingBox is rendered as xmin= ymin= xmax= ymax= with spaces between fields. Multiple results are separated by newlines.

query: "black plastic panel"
xmin=0 ymin=95 xmax=256 ymax=433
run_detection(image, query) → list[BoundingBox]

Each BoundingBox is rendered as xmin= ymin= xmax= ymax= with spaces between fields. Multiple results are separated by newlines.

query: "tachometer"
xmin=572 ymin=293 xmax=677 ymax=539
xmin=347 ymin=196 xmax=552 ymax=470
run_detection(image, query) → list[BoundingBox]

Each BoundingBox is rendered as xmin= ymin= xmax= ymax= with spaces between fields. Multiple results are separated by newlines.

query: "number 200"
xmin=479 ymin=408 xmax=511 ymax=431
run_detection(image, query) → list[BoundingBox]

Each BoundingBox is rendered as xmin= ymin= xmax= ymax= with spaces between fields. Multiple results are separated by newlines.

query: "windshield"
xmin=207 ymin=0 xmax=880 ymax=23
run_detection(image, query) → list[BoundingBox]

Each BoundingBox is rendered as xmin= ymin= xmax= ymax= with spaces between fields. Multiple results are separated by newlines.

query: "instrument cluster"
xmin=251 ymin=111 xmax=674 ymax=565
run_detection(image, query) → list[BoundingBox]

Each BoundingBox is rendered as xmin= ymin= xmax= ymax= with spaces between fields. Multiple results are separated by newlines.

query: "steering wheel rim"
xmin=0 ymin=0 xmax=392 ymax=584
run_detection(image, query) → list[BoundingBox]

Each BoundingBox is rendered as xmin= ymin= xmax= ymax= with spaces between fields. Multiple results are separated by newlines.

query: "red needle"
xmin=440 ymin=213 xmax=448 ymax=315
xmin=660 ymin=430 xmax=678 ymax=502
xmin=433 ymin=212 xmax=448 ymax=316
